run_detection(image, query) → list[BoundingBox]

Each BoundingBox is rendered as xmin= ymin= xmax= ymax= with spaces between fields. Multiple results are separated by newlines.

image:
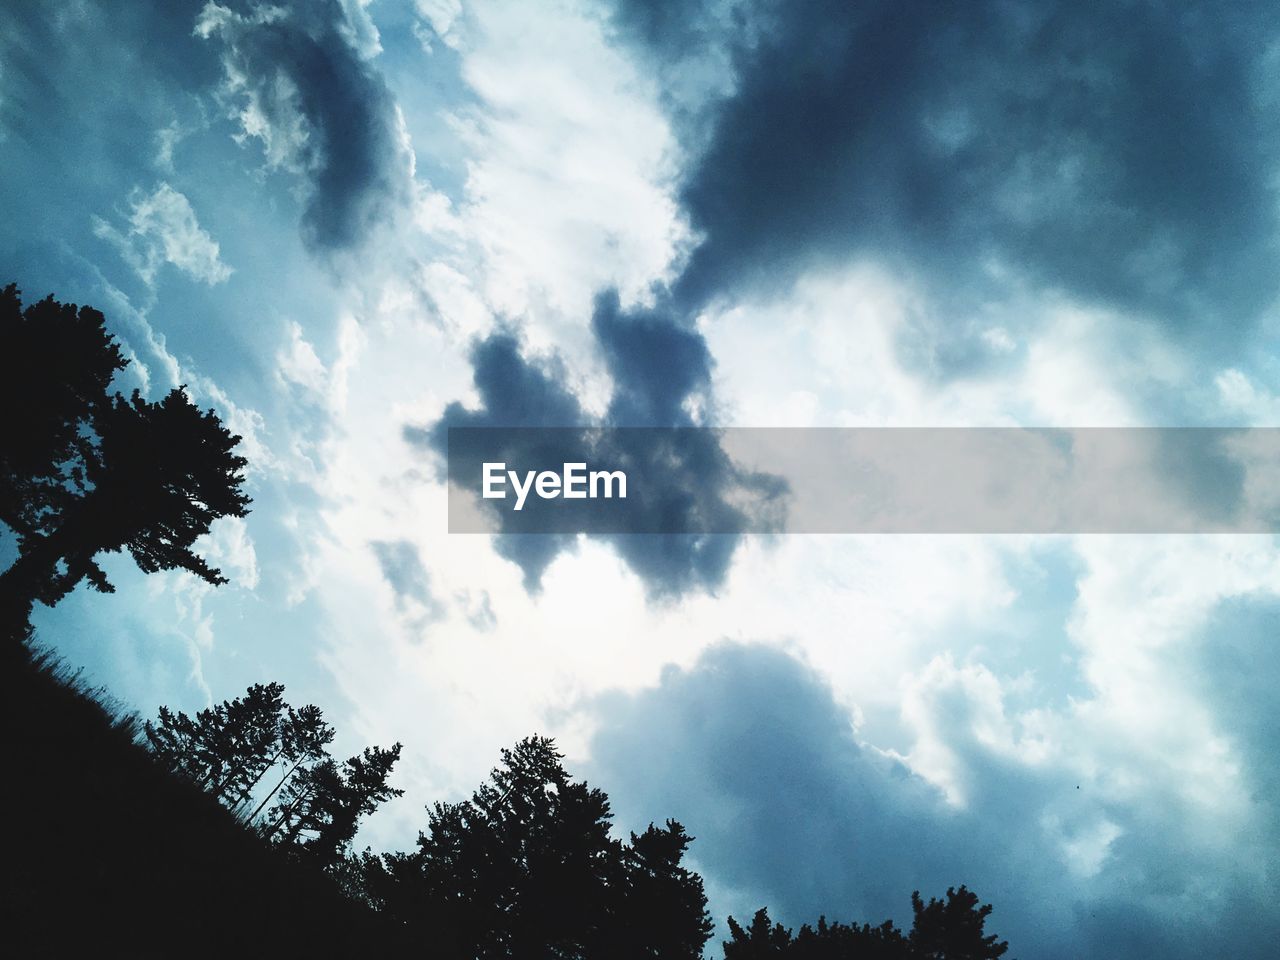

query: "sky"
xmin=3 ymin=0 xmax=1280 ymax=955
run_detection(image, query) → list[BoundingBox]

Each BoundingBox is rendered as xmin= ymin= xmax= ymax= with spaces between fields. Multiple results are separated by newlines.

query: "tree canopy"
xmin=0 ymin=284 xmax=250 ymax=637
xmin=146 ymin=682 xmax=401 ymax=871
xmin=349 ymin=735 xmax=714 ymax=959
xmin=723 ymin=887 xmax=1009 ymax=960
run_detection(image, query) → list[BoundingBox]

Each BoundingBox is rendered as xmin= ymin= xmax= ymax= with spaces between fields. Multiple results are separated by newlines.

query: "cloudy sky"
xmin=4 ymin=0 xmax=1280 ymax=955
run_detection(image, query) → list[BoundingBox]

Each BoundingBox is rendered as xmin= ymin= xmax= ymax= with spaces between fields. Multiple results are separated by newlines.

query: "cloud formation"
xmin=93 ymin=183 xmax=232 ymax=286
xmin=588 ymin=639 xmax=1280 ymax=959
xmin=616 ymin=0 xmax=1280 ymax=346
xmin=196 ymin=0 xmax=413 ymax=252
xmin=434 ymin=0 xmax=1280 ymax=595
xmin=370 ymin=538 xmax=445 ymax=629
xmin=417 ymin=292 xmax=785 ymax=595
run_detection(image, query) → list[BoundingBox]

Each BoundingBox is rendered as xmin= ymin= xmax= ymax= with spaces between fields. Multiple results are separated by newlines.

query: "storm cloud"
xmin=617 ymin=0 xmax=1280 ymax=348
xmin=436 ymin=0 xmax=1280 ymax=596
xmin=196 ymin=0 xmax=413 ymax=252
xmin=417 ymin=293 xmax=785 ymax=595
xmin=587 ymin=639 xmax=1280 ymax=959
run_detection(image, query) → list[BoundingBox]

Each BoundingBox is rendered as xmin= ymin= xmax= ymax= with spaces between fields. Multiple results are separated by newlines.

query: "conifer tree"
xmin=146 ymin=682 xmax=287 ymax=806
xmin=0 ymin=286 xmax=250 ymax=638
xmin=349 ymin=736 xmax=714 ymax=960
xmin=265 ymin=744 xmax=404 ymax=870
xmin=246 ymin=704 xmax=336 ymax=819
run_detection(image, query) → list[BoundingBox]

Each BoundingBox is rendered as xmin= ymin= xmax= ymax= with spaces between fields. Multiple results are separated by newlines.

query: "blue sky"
xmin=3 ymin=1 xmax=1280 ymax=955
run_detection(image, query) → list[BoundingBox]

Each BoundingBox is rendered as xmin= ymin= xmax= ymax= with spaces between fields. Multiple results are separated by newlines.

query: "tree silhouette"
xmin=723 ymin=909 xmax=795 ymax=958
xmin=246 ymin=703 xmax=336 ymax=820
xmin=265 ymin=744 xmax=404 ymax=870
xmin=349 ymin=735 xmax=713 ymax=959
xmin=620 ymin=820 xmax=716 ymax=959
xmin=27 ymin=653 xmax=1018 ymax=958
xmin=0 ymin=285 xmax=250 ymax=638
xmin=205 ymin=682 xmax=289 ymax=804
xmin=723 ymin=887 xmax=1008 ymax=960
xmin=908 ymin=886 xmax=1008 ymax=960
xmin=146 ymin=682 xmax=287 ymax=802
xmin=0 ymin=285 xmax=125 ymax=540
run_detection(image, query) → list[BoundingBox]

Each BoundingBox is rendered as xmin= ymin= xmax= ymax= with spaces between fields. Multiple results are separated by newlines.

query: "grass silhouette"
xmin=1 ymin=635 xmax=405 ymax=956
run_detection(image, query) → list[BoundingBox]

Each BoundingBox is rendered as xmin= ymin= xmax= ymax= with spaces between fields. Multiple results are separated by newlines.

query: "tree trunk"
xmin=232 ymin=747 xmax=286 ymax=809
xmin=251 ymin=756 xmax=305 ymax=823
xmin=262 ymin=782 xmax=313 ymax=840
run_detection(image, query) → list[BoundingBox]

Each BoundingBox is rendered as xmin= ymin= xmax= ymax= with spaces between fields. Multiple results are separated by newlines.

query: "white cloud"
xmin=93 ymin=182 xmax=232 ymax=286
xmin=414 ymin=0 xmax=464 ymax=50
xmin=448 ymin=0 xmax=692 ymax=324
xmin=276 ymin=320 xmax=330 ymax=396
xmin=1216 ymin=367 xmax=1280 ymax=424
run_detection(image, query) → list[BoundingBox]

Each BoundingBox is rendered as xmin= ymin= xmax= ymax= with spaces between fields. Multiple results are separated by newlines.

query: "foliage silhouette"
xmin=145 ymin=681 xmax=400 ymax=871
xmin=5 ymin=636 xmax=1017 ymax=958
xmin=0 ymin=639 xmax=404 ymax=956
xmin=0 ymin=285 xmax=250 ymax=639
xmin=349 ymin=734 xmax=714 ymax=959
xmin=0 ymin=284 xmax=125 ymax=539
xmin=147 ymin=681 xmax=288 ymax=803
xmin=909 ymin=887 xmax=1010 ymax=960
xmin=264 ymin=743 xmax=404 ymax=870
xmin=722 ymin=887 xmax=1009 ymax=960
xmin=248 ymin=702 xmax=336 ymax=819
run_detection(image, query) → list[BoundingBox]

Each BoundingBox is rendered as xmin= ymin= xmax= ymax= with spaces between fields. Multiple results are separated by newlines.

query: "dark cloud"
xmin=617 ymin=0 xmax=1280 ymax=350
xmin=586 ymin=641 xmax=1280 ymax=959
xmin=413 ymin=330 xmax=584 ymax=586
xmin=593 ymin=291 xmax=713 ymax=426
xmin=0 ymin=1 xmax=223 ymax=307
xmin=197 ymin=0 xmax=412 ymax=252
xmin=412 ymin=297 xmax=785 ymax=595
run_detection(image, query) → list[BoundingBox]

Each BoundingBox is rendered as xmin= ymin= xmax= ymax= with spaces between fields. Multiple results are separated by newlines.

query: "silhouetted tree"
xmin=246 ymin=703 xmax=336 ymax=819
xmin=206 ymin=682 xmax=288 ymax=804
xmin=792 ymin=916 xmax=912 ymax=960
xmin=307 ymin=744 xmax=405 ymax=869
xmin=723 ymin=887 xmax=1007 ymax=960
xmin=142 ymin=705 xmax=206 ymax=781
xmin=724 ymin=909 xmax=798 ymax=959
xmin=0 ymin=285 xmax=250 ymax=638
xmin=619 ymin=820 xmax=715 ymax=959
xmin=0 ymin=285 xmax=125 ymax=540
xmin=908 ymin=887 xmax=1008 ymax=960
xmin=5 ymin=645 xmax=405 ymax=955
xmin=348 ymin=735 xmax=713 ymax=959
xmin=266 ymin=744 xmax=404 ymax=870
xmin=424 ymin=735 xmax=623 ymax=957
xmin=146 ymin=682 xmax=287 ymax=805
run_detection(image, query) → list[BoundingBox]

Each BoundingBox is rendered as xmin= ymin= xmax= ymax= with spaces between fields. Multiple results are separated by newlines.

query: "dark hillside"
xmin=0 ymin=639 xmax=407 ymax=956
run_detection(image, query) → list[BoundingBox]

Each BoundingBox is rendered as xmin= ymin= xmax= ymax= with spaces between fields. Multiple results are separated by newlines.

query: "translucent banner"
xmin=445 ymin=427 xmax=1280 ymax=534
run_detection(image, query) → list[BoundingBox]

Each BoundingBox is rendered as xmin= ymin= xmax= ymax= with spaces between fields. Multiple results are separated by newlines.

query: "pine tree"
xmin=722 ymin=886 xmax=1008 ymax=960
xmin=908 ymin=886 xmax=1008 ymax=960
xmin=246 ymin=704 xmax=336 ymax=820
xmin=0 ymin=285 xmax=125 ymax=541
xmin=617 ymin=820 xmax=714 ymax=959
xmin=206 ymin=682 xmax=287 ymax=804
xmin=265 ymin=744 xmax=404 ymax=870
xmin=354 ymin=736 xmax=714 ymax=960
xmin=0 ymin=286 xmax=250 ymax=638
xmin=146 ymin=682 xmax=287 ymax=808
